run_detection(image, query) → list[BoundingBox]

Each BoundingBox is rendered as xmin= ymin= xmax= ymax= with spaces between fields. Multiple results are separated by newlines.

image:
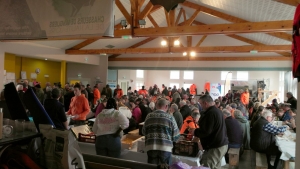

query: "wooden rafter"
xmin=273 ymin=0 xmax=300 ymax=6
xmin=192 ymin=21 xmax=290 ymax=56
xmin=139 ymin=1 xmax=154 ymax=19
xmin=267 ymin=32 xmax=293 ymax=42
xmin=182 ymin=1 xmax=293 ymax=42
xmin=227 ymin=34 xmax=290 ymax=56
xmin=109 ymin=37 xmax=157 ymax=58
xmin=175 ymin=8 xmax=184 ymax=25
xmin=187 ymin=36 xmax=192 ymax=47
xmin=183 ymin=9 xmax=201 ymax=26
xmin=147 ymin=14 xmax=159 ymax=28
xmin=169 ymin=10 xmax=176 ymax=26
xmin=108 ymin=56 xmax=292 ymax=61
xmin=195 ymin=36 xmax=207 ymax=47
xmin=116 ymin=0 xmax=131 ymax=24
xmin=113 ymin=20 xmax=292 ymax=37
xmin=164 ymin=9 xmax=171 ymax=26
xmin=67 ymin=39 xmax=99 ymax=50
xmin=66 ymin=45 xmax=291 ymax=54
xmin=183 ymin=9 xmax=187 ymax=21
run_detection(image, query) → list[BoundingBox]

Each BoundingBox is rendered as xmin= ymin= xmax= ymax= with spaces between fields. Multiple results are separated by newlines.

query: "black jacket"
xmin=287 ymin=96 xmax=297 ymax=109
xmin=44 ymin=99 xmax=67 ymax=130
xmin=180 ymin=105 xmax=191 ymax=121
xmin=194 ymin=106 xmax=228 ymax=150
xmin=250 ymin=116 xmax=274 ymax=153
xmin=225 ymin=116 xmax=243 ymax=145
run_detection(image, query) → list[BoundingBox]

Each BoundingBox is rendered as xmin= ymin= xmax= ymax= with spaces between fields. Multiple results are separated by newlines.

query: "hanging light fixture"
xmin=161 ymin=40 xmax=167 ymax=46
xmin=174 ymin=40 xmax=180 ymax=46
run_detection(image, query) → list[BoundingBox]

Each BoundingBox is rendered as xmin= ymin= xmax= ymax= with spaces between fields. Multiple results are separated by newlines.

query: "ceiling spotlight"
xmin=183 ymin=52 xmax=187 ymax=56
xmin=190 ymin=51 xmax=196 ymax=57
xmin=161 ymin=40 xmax=167 ymax=46
xmin=45 ymin=58 xmax=47 ymax=60
xmin=174 ymin=40 xmax=180 ymax=46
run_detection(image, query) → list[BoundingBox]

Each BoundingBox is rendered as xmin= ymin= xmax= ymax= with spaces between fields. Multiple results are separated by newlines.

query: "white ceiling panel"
xmin=236 ymin=33 xmax=292 ymax=45
xmin=82 ymin=37 xmax=148 ymax=49
xmin=190 ymin=0 xmax=295 ymax=22
xmin=25 ymin=40 xmax=85 ymax=49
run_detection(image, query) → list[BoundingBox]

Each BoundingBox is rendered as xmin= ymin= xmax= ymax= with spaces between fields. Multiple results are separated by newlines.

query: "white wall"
xmin=118 ymin=70 xmax=282 ymax=97
xmin=118 ymin=69 xmax=148 ymax=91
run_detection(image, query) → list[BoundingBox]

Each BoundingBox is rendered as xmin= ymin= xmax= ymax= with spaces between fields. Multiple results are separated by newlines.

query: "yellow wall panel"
xmin=4 ymin=53 xmax=61 ymax=88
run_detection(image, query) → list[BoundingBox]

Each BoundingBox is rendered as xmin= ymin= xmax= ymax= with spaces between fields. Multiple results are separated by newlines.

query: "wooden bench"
xmin=256 ymin=152 xmax=268 ymax=169
xmin=228 ymin=148 xmax=240 ymax=168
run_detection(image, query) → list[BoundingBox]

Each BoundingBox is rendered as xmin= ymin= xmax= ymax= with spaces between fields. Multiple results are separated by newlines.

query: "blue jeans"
xmin=147 ymin=150 xmax=172 ymax=165
xmin=95 ymin=134 xmax=121 ymax=158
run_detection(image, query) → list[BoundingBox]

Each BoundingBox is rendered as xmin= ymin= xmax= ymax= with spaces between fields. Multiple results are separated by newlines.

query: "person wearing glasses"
xmin=250 ymin=109 xmax=288 ymax=169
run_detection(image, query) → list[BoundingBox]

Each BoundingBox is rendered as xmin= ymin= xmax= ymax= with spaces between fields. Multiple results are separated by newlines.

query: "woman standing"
xmin=92 ymin=98 xmax=129 ymax=158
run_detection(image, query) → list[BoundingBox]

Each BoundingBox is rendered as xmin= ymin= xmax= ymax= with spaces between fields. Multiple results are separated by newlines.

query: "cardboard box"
xmin=121 ymin=134 xmax=143 ymax=150
xmin=137 ymin=137 xmax=146 ymax=153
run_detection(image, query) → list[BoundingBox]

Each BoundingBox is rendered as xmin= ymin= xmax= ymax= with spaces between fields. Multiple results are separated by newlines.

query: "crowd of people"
xmin=0 ymin=81 xmax=297 ymax=169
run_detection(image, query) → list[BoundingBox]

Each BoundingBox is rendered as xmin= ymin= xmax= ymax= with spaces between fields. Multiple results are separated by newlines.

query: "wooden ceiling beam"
xmin=195 ymin=35 xmax=207 ymax=47
xmin=67 ymin=39 xmax=99 ymax=50
xmin=66 ymin=45 xmax=291 ymax=54
xmin=187 ymin=36 xmax=192 ymax=47
xmin=116 ymin=0 xmax=131 ymax=24
xmin=108 ymin=56 xmax=292 ymax=61
xmin=147 ymin=14 xmax=159 ymax=28
xmin=113 ymin=20 xmax=292 ymax=37
xmin=150 ymin=5 xmax=162 ymax=13
xmin=182 ymin=1 xmax=293 ymax=42
xmin=175 ymin=8 xmax=184 ymax=25
xmin=139 ymin=1 xmax=153 ymax=19
xmin=164 ymin=9 xmax=171 ymax=27
xmin=169 ymin=9 xmax=176 ymax=27
xmin=192 ymin=21 xmax=290 ymax=56
xmin=183 ymin=9 xmax=187 ymax=21
xmin=109 ymin=37 xmax=157 ymax=58
xmin=273 ymin=0 xmax=300 ymax=6
xmin=267 ymin=32 xmax=293 ymax=42
xmin=183 ymin=9 xmax=201 ymax=26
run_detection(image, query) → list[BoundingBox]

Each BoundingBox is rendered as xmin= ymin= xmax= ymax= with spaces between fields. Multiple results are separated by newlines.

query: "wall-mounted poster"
xmin=0 ymin=0 xmax=114 ymax=40
xmin=210 ymin=83 xmax=221 ymax=100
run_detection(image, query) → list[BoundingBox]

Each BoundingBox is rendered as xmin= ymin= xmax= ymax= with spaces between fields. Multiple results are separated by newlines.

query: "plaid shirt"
xmin=263 ymin=123 xmax=287 ymax=135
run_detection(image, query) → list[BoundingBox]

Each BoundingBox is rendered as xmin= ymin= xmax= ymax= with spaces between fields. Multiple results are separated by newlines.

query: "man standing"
xmin=143 ymin=99 xmax=180 ymax=165
xmin=44 ymin=88 xmax=68 ymax=130
xmin=240 ymin=89 xmax=249 ymax=107
xmin=169 ymin=103 xmax=183 ymax=129
xmin=67 ymin=83 xmax=90 ymax=126
xmin=192 ymin=94 xmax=228 ymax=169
xmin=286 ymin=92 xmax=297 ymax=109
xmin=93 ymin=84 xmax=100 ymax=105
xmin=81 ymin=84 xmax=88 ymax=100
xmin=114 ymin=84 xmax=123 ymax=99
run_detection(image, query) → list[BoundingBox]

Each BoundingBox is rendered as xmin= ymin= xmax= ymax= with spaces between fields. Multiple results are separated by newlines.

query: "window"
xmin=136 ymin=82 xmax=144 ymax=90
xmin=170 ymin=71 xmax=179 ymax=79
xmin=221 ymin=71 xmax=232 ymax=81
xmin=237 ymin=71 xmax=248 ymax=81
xmin=183 ymin=71 xmax=194 ymax=80
xmin=136 ymin=70 xmax=144 ymax=78
xmin=170 ymin=83 xmax=179 ymax=89
xmin=183 ymin=84 xmax=192 ymax=90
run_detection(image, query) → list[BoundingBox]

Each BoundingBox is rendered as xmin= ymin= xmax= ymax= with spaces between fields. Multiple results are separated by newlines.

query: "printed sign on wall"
xmin=210 ymin=83 xmax=221 ymax=100
xmin=0 ymin=0 xmax=114 ymax=39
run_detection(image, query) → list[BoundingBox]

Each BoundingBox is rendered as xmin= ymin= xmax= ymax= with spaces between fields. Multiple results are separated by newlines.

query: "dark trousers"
xmin=147 ymin=150 xmax=172 ymax=165
xmin=95 ymin=134 xmax=121 ymax=158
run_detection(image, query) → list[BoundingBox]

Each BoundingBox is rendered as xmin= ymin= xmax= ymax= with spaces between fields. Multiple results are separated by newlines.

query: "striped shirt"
xmin=143 ymin=110 xmax=180 ymax=152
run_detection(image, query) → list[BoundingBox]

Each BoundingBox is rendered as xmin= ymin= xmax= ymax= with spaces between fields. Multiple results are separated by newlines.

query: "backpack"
xmin=292 ymin=4 xmax=300 ymax=79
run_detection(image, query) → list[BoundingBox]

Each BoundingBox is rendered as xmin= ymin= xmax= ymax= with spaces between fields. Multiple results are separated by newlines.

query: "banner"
xmin=0 ymin=0 xmax=114 ymax=40
xmin=210 ymin=83 xmax=221 ymax=100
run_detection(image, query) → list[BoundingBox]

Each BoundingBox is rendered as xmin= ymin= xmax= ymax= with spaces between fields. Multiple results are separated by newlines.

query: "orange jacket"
xmin=93 ymin=88 xmax=100 ymax=104
xmin=114 ymin=89 xmax=123 ymax=99
xmin=138 ymin=89 xmax=148 ymax=96
xmin=240 ymin=92 xmax=249 ymax=105
xmin=190 ymin=84 xmax=197 ymax=95
xmin=180 ymin=116 xmax=199 ymax=134
xmin=67 ymin=95 xmax=90 ymax=120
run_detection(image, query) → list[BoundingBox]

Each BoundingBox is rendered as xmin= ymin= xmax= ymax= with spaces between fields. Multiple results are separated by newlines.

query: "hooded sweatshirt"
xmin=92 ymin=108 xmax=129 ymax=136
xmin=180 ymin=116 xmax=199 ymax=134
xmin=235 ymin=114 xmax=251 ymax=149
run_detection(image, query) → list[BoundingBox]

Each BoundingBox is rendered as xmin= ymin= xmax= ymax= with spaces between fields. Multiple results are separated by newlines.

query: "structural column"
xmin=0 ymin=51 xmax=4 ymax=91
xmin=60 ymin=60 xmax=66 ymax=85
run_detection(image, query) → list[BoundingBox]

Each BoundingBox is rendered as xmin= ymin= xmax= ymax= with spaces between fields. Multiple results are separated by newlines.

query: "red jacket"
xmin=180 ymin=116 xmax=199 ymax=134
